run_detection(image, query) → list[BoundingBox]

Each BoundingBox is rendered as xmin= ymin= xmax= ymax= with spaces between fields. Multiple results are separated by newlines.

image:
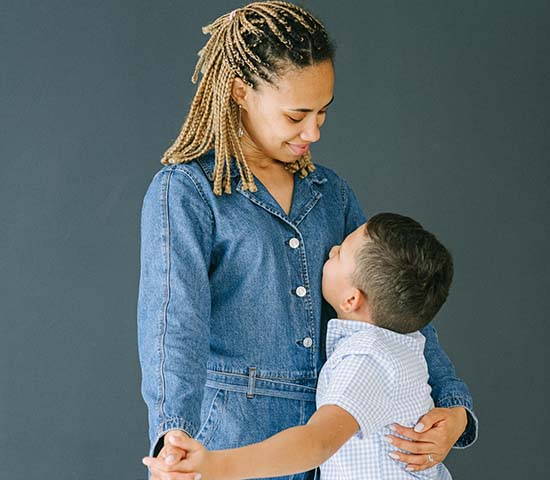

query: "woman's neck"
xmin=239 ymin=131 xmax=289 ymax=169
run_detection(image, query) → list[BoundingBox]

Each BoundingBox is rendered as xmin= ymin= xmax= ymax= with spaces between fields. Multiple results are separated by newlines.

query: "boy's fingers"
xmin=163 ymin=445 xmax=187 ymax=465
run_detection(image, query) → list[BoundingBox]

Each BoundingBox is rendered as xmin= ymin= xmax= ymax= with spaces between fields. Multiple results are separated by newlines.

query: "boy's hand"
xmin=143 ymin=430 xmax=192 ymax=480
xmin=143 ymin=435 xmax=227 ymax=480
xmin=385 ymin=407 xmax=467 ymax=472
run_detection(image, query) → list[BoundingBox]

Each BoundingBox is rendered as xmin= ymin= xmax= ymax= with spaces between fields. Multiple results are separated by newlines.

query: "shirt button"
xmin=289 ymin=237 xmax=300 ymax=249
xmin=295 ymin=286 xmax=307 ymax=297
xmin=303 ymin=337 xmax=313 ymax=348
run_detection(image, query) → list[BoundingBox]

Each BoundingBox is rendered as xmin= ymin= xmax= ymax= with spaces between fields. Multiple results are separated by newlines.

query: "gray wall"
xmin=1 ymin=1 xmax=548 ymax=478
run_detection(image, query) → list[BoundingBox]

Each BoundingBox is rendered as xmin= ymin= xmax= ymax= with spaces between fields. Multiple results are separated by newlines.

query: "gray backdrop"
xmin=1 ymin=1 xmax=548 ymax=478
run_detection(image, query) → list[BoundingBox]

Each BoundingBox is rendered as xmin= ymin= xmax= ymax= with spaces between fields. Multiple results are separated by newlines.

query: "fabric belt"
xmin=205 ymin=368 xmax=317 ymax=402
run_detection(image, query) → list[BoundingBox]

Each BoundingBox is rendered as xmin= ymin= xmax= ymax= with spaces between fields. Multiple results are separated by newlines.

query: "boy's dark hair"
xmin=352 ymin=213 xmax=454 ymax=334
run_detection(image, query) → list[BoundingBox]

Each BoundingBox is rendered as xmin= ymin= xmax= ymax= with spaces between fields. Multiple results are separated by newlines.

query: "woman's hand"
xmin=385 ymin=407 xmax=467 ymax=472
xmin=144 ymin=432 xmax=228 ymax=480
xmin=144 ymin=430 xmax=195 ymax=480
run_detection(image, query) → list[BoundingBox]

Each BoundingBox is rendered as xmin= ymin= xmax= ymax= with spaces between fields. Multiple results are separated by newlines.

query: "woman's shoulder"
xmin=310 ymin=162 xmax=351 ymax=188
xmin=156 ymin=150 xmax=215 ymax=179
xmin=309 ymin=161 xmax=338 ymax=180
xmin=141 ymin=155 xmax=219 ymax=212
xmin=309 ymin=162 xmax=358 ymax=203
xmin=147 ymin=151 xmax=218 ymax=193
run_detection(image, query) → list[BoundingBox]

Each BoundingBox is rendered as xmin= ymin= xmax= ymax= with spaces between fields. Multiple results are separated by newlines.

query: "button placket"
xmin=295 ymin=286 xmax=307 ymax=297
xmin=289 ymin=237 xmax=300 ymax=249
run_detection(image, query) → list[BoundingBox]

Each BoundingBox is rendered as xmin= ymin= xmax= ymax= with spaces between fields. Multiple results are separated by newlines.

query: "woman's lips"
xmin=287 ymin=143 xmax=310 ymax=155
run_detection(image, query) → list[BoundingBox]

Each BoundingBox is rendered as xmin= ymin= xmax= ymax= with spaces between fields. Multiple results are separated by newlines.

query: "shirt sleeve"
xmin=317 ymin=353 xmax=395 ymax=439
xmin=420 ymin=323 xmax=479 ymax=448
xmin=137 ymin=167 xmax=214 ymax=456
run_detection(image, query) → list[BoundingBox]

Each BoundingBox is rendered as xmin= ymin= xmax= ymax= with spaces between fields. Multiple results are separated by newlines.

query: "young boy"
xmin=143 ymin=213 xmax=454 ymax=479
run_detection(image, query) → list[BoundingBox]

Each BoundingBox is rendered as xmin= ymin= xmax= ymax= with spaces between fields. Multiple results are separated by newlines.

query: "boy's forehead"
xmin=345 ymin=223 xmax=368 ymax=249
xmin=351 ymin=223 xmax=368 ymax=240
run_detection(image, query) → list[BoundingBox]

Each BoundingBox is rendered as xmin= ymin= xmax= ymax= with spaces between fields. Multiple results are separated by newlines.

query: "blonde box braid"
xmin=160 ymin=1 xmax=335 ymax=195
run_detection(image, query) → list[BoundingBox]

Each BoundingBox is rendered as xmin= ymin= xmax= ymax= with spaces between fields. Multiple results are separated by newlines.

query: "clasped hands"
xmin=143 ymin=430 xmax=219 ymax=480
xmin=142 ymin=407 xmax=467 ymax=479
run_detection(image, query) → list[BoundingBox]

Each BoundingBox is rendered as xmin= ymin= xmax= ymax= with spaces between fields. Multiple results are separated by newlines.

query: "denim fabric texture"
xmin=137 ymin=150 xmax=478 ymax=479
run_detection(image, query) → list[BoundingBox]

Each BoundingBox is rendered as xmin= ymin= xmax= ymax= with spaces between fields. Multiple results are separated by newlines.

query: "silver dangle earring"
xmin=237 ymin=104 xmax=244 ymax=138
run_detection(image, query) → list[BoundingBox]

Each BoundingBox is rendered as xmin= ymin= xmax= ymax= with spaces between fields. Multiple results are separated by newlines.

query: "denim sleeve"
xmin=137 ymin=167 xmax=214 ymax=457
xmin=341 ymin=177 xmax=367 ymax=235
xmin=420 ymin=324 xmax=479 ymax=448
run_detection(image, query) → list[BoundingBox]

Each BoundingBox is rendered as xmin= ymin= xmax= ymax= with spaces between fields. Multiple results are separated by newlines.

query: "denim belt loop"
xmin=246 ymin=367 xmax=257 ymax=399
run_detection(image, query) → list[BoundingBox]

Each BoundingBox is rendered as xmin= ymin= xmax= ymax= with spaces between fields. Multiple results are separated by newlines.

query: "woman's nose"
xmin=300 ymin=118 xmax=321 ymax=143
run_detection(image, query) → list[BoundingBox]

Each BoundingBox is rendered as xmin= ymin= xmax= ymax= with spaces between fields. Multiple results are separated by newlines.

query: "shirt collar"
xmin=196 ymin=149 xmax=327 ymax=185
xmin=325 ymin=318 xmax=425 ymax=358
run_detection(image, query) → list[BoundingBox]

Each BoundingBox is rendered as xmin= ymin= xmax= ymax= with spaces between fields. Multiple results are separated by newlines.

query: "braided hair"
xmin=160 ymin=1 xmax=335 ymax=195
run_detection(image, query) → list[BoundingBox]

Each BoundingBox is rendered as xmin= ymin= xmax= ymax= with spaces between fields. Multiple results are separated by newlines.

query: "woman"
xmin=137 ymin=2 xmax=478 ymax=479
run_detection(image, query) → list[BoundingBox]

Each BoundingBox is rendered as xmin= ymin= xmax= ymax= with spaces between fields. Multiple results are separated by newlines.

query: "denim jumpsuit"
xmin=137 ymin=150 xmax=478 ymax=479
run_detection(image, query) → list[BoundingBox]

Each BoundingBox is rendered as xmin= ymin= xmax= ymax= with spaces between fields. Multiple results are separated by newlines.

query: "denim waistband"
xmin=205 ymin=368 xmax=317 ymax=402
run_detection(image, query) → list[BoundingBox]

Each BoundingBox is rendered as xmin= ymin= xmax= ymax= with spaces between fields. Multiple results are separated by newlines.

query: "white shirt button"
xmin=295 ymin=286 xmax=307 ymax=297
xmin=303 ymin=337 xmax=313 ymax=348
xmin=289 ymin=237 xmax=300 ymax=249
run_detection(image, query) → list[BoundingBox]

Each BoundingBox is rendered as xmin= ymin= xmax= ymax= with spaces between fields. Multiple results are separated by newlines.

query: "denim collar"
xmin=196 ymin=149 xmax=327 ymax=185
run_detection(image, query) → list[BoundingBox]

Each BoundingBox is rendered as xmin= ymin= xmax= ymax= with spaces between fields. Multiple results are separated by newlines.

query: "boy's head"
xmin=322 ymin=213 xmax=454 ymax=334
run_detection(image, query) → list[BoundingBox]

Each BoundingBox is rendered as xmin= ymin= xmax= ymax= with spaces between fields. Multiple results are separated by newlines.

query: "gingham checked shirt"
xmin=316 ymin=319 xmax=452 ymax=479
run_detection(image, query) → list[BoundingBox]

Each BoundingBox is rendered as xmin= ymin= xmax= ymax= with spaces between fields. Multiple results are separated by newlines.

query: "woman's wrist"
xmin=449 ymin=406 xmax=468 ymax=433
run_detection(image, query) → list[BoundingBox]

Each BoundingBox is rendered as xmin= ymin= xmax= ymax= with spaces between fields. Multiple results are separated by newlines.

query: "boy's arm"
xmin=222 ymin=404 xmax=359 ymax=479
xmin=144 ymin=404 xmax=359 ymax=480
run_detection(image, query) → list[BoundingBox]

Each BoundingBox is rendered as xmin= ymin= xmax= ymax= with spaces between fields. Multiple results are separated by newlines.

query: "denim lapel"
xmin=196 ymin=151 xmax=328 ymax=227
xmin=237 ymin=169 xmax=327 ymax=228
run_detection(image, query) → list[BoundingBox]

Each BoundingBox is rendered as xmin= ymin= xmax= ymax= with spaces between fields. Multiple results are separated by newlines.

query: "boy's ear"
xmin=340 ymin=288 xmax=366 ymax=313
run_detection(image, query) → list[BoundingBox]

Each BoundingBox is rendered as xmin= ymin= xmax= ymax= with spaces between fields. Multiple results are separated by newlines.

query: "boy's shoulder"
xmin=330 ymin=326 xmax=398 ymax=368
xmin=330 ymin=324 xmax=426 ymax=369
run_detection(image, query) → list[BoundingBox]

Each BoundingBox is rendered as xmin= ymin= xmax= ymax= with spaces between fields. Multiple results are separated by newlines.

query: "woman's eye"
xmin=287 ymin=110 xmax=327 ymax=123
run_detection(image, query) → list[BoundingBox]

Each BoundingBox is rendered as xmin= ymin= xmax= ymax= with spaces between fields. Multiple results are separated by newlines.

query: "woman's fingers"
xmin=385 ymin=434 xmax=433 ymax=454
xmin=149 ymin=468 xmax=199 ymax=480
xmin=412 ymin=408 xmax=446 ymax=432
xmin=386 ymin=423 xmax=444 ymax=472
xmin=143 ymin=456 xmax=179 ymax=473
xmin=165 ymin=430 xmax=191 ymax=443
xmin=390 ymin=423 xmax=432 ymax=441
xmin=143 ymin=456 xmax=198 ymax=473
xmin=167 ymin=434 xmax=203 ymax=453
xmin=389 ymin=451 xmax=441 ymax=470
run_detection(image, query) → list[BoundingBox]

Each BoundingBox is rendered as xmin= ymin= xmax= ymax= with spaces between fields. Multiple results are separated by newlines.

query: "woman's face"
xmin=235 ymin=59 xmax=335 ymax=164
